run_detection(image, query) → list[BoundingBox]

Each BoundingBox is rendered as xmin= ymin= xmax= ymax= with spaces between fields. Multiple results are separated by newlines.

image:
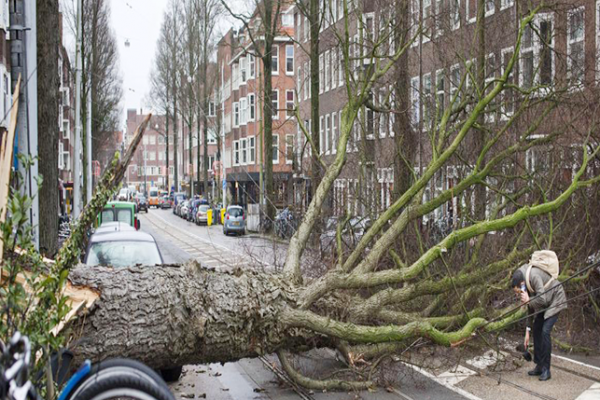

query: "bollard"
xmin=221 ymin=208 xmax=226 ymax=225
xmin=207 ymin=209 xmax=213 ymax=226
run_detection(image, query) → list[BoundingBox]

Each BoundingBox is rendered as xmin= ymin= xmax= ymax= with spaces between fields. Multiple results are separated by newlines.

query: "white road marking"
xmin=438 ymin=365 xmax=477 ymax=386
xmin=553 ymin=354 xmax=600 ymax=373
xmin=575 ymin=382 xmax=600 ymax=400
xmin=402 ymin=363 xmax=484 ymax=400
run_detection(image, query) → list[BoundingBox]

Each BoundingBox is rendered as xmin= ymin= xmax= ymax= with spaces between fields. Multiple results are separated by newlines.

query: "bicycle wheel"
xmin=63 ymin=359 xmax=174 ymax=400
xmin=71 ymin=374 xmax=174 ymax=400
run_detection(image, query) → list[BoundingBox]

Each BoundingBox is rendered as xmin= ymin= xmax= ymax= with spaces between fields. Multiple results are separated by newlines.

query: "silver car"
xmin=84 ymin=230 xmax=163 ymax=267
xmin=223 ymin=205 xmax=245 ymax=235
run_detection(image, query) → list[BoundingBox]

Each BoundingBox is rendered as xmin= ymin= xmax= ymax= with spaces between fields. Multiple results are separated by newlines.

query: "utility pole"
xmin=10 ymin=0 xmax=39 ymax=247
xmin=86 ymin=72 xmax=92 ymax=202
xmin=73 ymin=0 xmax=83 ymax=218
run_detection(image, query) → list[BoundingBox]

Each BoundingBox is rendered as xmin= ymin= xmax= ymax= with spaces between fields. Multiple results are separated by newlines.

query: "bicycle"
xmin=1 ymin=332 xmax=175 ymax=400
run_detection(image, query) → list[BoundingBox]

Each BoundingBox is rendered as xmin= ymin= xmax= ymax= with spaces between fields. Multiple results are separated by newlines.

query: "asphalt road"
xmin=138 ymin=208 xmax=600 ymax=400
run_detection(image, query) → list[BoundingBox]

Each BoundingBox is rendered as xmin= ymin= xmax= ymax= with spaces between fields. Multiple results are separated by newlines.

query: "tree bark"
xmin=37 ymin=0 xmax=60 ymax=257
xmin=68 ymin=264 xmax=305 ymax=369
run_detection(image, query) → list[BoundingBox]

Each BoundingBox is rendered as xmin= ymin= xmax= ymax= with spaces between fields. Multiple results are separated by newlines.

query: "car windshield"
xmin=138 ymin=196 xmax=146 ymax=201
xmin=228 ymin=208 xmax=243 ymax=217
xmin=175 ymin=195 xmax=185 ymax=202
xmin=149 ymin=190 xmax=158 ymax=197
xmin=119 ymin=189 xmax=128 ymax=195
xmin=86 ymin=241 xmax=162 ymax=267
xmin=101 ymin=208 xmax=132 ymax=224
xmin=199 ymin=205 xmax=210 ymax=212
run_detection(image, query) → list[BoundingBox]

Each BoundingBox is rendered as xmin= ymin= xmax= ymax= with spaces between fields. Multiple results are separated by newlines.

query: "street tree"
xmin=37 ymin=0 xmax=60 ymax=256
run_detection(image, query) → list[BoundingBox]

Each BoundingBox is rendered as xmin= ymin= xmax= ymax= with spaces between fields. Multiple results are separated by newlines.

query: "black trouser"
xmin=532 ymin=313 xmax=559 ymax=371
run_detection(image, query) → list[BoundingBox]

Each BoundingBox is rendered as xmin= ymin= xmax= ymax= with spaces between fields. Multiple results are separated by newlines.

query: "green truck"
xmin=97 ymin=201 xmax=141 ymax=230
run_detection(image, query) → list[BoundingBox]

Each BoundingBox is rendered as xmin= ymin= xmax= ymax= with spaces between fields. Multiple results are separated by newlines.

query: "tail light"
xmin=226 ymin=214 xmax=229 ymax=220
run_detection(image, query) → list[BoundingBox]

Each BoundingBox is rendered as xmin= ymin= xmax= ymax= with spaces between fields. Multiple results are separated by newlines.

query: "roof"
xmin=105 ymin=201 xmax=135 ymax=208
xmin=94 ymin=222 xmax=136 ymax=235
xmin=89 ymin=230 xmax=156 ymax=244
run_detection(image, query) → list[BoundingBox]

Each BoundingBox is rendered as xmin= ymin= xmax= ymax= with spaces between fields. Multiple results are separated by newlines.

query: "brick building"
xmin=292 ymin=0 xmax=600 ymax=223
xmin=218 ymin=5 xmax=297 ymax=208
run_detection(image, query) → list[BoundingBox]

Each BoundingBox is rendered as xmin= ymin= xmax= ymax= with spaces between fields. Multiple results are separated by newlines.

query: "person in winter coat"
xmin=512 ymin=257 xmax=567 ymax=381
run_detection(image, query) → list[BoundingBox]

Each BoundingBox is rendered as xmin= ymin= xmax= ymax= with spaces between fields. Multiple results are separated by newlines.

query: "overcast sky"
xmin=109 ymin=0 xmax=169 ymax=132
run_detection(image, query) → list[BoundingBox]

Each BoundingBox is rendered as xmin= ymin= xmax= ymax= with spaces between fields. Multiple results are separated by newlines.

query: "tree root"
xmin=277 ymin=350 xmax=374 ymax=391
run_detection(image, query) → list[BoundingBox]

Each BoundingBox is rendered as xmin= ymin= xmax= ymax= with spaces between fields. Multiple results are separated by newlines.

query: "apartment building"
xmin=293 ymin=0 xmax=600 ymax=222
xmin=125 ymin=109 xmax=176 ymax=192
xmin=0 ymin=0 xmax=11 ymax=135
xmin=218 ymin=6 xmax=297 ymax=208
xmin=58 ymin=15 xmax=74 ymax=185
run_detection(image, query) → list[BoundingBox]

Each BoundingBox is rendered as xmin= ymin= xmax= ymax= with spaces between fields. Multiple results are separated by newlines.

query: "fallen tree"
xmin=4 ymin=3 xmax=600 ymax=391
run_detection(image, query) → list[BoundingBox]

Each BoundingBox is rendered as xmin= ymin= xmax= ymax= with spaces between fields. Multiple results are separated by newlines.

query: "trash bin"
xmin=207 ymin=209 xmax=213 ymax=226
xmin=221 ymin=208 xmax=226 ymax=225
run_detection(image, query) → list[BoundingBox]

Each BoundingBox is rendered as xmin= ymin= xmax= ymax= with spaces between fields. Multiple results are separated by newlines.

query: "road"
xmin=139 ymin=208 xmax=600 ymax=400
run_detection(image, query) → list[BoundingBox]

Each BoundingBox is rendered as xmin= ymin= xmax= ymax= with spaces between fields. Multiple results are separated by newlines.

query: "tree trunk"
xmin=68 ymin=264 xmax=305 ymax=369
xmin=37 ymin=0 xmax=60 ymax=257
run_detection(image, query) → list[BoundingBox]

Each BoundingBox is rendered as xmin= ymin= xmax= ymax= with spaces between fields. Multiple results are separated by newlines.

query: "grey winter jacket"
xmin=518 ymin=263 xmax=567 ymax=319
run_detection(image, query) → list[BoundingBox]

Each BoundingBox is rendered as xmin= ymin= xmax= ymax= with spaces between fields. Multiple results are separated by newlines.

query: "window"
xmin=286 ymin=90 xmax=295 ymax=118
xmin=208 ymin=102 xmax=215 ymax=117
xmin=297 ymin=64 xmax=302 ymax=99
xmin=208 ymin=130 xmax=217 ymax=144
xmin=241 ymin=138 xmax=248 ymax=164
xmin=303 ymin=62 xmax=309 ymax=100
xmin=249 ymin=54 xmax=255 ymax=78
xmin=568 ymin=7 xmax=585 ymax=87
xmin=501 ymin=0 xmax=514 ymax=11
xmin=436 ymin=70 xmax=445 ymax=123
xmin=319 ymin=53 xmax=324 ymax=93
xmin=234 ymin=140 xmax=240 ymax=166
xmin=233 ymin=102 xmax=240 ymax=127
xmin=520 ymin=13 xmax=554 ymax=89
xmin=303 ymin=16 xmax=308 ymax=42
xmin=272 ymin=134 xmax=279 ymax=163
xmin=423 ymin=73 xmax=432 ymax=127
xmin=450 ymin=64 xmax=460 ymax=109
xmin=319 ymin=115 xmax=324 ymax=154
xmin=451 ymin=0 xmax=460 ymax=31
xmin=325 ymin=50 xmax=330 ymax=91
xmin=58 ymin=141 xmax=64 ymax=169
xmin=362 ymin=12 xmax=375 ymax=43
xmin=423 ymin=0 xmax=432 ymax=41
xmin=366 ymin=94 xmax=375 ymax=139
xmin=332 ymin=111 xmax=337 ymax=154
xmin=485 ymin=0 xmax=494 ymax=16
xmin=282 ymin=13 xmax=293 ymax=27
xmin=62 ymin=120 xmax=69 ymax=139
xmin=325 ymin=114 xmax=331 ymax=153
xmin=240 ymin=57 xmax=247 ymax=83
xmin=150 ymin=135 xmax=156 ymax=145
xmin=501 ymin=47 xmax=515 ymax=117
xmin=240 ymin=98 xmax=248 ymax=125
xmin=467 ymin=0 xmax=477 ymax=23
xmin=271 ymin=90 xmax=279 ymax=119
xmin=485 ymin=54 xmax=496 ymax=122
xmin=286 ymin=45 xmax=294 ymax=74
xmin=331 ymin=50 xmax=337 ymax=89
xmin=286 ymin=134 xmax=294 ymax=164
xmin=271 ymin=46 xmax=279 ymax=74
xmin=338 ymin=48 xmax=343 ymax=86
xmin=411 ymin=76 xmax=420 ymax=126
xmin=249 ymin=136 xmax=256 ymax=163
xmin=248 ymin=94 xmax=255 ymax=121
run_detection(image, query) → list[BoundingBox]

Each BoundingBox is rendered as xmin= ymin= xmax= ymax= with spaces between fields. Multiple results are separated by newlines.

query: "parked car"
xmin=135 ymin=194 xmax=148 ymax=213
xmin=117 ymin=188 xmax=130 ymax=201
xmin=159 ymin=195 xmax=171 ymax=209
xmin=173 ymin=193 xmax=186 ymax=214
xmin=179 ymin=201 xmax=190 ymax=218
xmin=97 ymin=201 xmax=140 ymax=230
xmin=195 ymin=204 xmax=211 ymax=225
xmin=84 ymin=230 xmax=163 ymax=268
xmin=223 ymin=205 xmax=245 ymax=235
xmin=319 ymin=216 xmax=372 ymax=254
